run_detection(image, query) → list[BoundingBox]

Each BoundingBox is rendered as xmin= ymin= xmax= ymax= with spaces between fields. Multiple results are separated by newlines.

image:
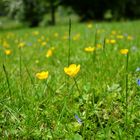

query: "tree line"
xmin=0 ymin=0 xmax=140 ymax=27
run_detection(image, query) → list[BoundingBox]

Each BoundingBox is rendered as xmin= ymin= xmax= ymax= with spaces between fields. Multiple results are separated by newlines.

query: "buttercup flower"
xmin=127 ymin=36 xmax=133 ymax=40
xmin=120 ymin=49 xmax=129 ymax=55
xmin=36 ymin=71 xmax=49 ymax=80
xmin=42 ymin=42 xmax=47 ymax=46
xmin=87 ymin=23 xmax=93 ymax=28
xmin=46 ymin=49 xmax=53 ymax=58
xmin=110 ymin=39 xmax=116 ymax=44
xmin=64 ymin=64 xmax=80 ymax=77
xmin=3 ymin=41 xmax=9 ymax=48
xmin=111 ymin=30 xmax=117 ymax=35
xmin=18 ymin=42 xmax=25 ymax=48
xmin=96 ymin=44 xmax=102 ymax=48
xmin=116 ymin=35 xmax=124 ymax=39
xmin=5 ymin=49 xmax=12 ymax=55
xmin=46 ymin=47 xmax=55 ymax=58
xmin=84 ymin=46 xmax=95 ymax=52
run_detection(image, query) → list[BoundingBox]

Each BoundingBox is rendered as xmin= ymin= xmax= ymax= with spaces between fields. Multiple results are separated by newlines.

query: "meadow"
xmin=0 ymin=20 xmax=140 ymax=139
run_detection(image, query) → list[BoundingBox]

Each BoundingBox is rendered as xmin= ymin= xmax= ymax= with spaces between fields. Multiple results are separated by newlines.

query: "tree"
xmin=61 ymin=0 xmax=140 ymax=21
xmin=20 ymin=0 xmax=47 ymax=27
xmin=61 ymin=0 xmax=108 ymax=21
xmin=0 ymin=0 xmax=7 ymax=16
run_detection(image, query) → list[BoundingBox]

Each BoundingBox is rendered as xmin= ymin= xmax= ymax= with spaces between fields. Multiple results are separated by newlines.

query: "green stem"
xmin=19 ymin=48 xmax=23 ymax=94
xmin=103 ymin=37 xmax=106 ymax=55
xmin=125 ymin=53 xmax=129 ymax=133
xmin=73 ymin=77 xmax=81 ymax=95
xmin=92 ymin=26 xmax=97 ymax=63
xmin=19 ymin=48 xmax=22 ymax=85
xmin=19 ymin=47 xmax=24 ymax=102
xmin=68 ymin=18 xmax=71 ymax=66
xmin=3 ymin=64 xmax=11 ymax=97
xmin=24 ymin=62 xmax=36 ymax=92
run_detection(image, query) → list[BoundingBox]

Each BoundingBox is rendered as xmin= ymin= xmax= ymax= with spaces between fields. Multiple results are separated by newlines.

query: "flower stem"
xmin=125 ymin=53 xmax=129 ymax=133
xmin=68 ymin=18 xmax=71 ymax=66
xmin=73 ymin=77 xmax=81 ymax=95
xmin=92 ymin=26 xmax=97 ymax=63
xmin=3 ymin=64 xmax=11 ymax=97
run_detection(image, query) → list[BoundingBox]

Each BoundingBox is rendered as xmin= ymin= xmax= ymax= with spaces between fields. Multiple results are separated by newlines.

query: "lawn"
xmin=0 ymin=20 xmax=140 ymax=139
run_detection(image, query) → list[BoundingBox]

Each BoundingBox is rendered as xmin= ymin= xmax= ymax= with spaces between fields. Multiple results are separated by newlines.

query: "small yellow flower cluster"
xmin=110 ymin=30 xmax=133 ymax=41
xmin=36 ymin=64 xmax=80 ymax=80
xmin=106 ymin=39 xmax=116 ymax=44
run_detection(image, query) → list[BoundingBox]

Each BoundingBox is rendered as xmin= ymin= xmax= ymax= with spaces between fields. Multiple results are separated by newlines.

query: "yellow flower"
xmin=5 ymin=49 xmax=12 ymax=55
xmin=84 ymin=46 xmax=95 ymax=52
xmin=3 ymin=41 xmax=9 ymax=48
xmin=73 ymin=33 xmax=80 ymax=41
xmin=36 ymin=71 xmax=49 ymax=80
xmin=105 ymin=39 xmax=110 ymax=44
xmin=127 ymin=36 xmax=133 ymax=40
xmin=111 ymin=30 xmax=117 ymax=35
xmin=106 ymin=39 xmax=116 ymax=44
xmin=32 ymin=31 xmax=39 ymax=36
xmin=116 ymin=35 xmax=124 ymax=39
xmin=46 ymin=49 xmax=53 ymax=58
xmin=87 ymin=23 xmax=93 ymax=28
xmin=64 ymin=64 xmax=80 ymax=78
xmin=18 ymin=42 xmax=25 ymax=48
xmin=42 ymin=42 xmax=47 ymax=46
xmin=54 ymin=32 xmax=59 ymax=37
xmin=96 ymin=44 xmax=102 ymax=48
xmin=62 ymin=35 xmax=68 ymax=40
xmin=110 ymin=39 xmax=116 ymax=44
xmin=120 ymin=49 xmax=129 ymax=55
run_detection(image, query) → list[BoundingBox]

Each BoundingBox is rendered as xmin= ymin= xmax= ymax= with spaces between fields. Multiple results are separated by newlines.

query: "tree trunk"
xmin=50 ymin=0 xmax=55 ymax=25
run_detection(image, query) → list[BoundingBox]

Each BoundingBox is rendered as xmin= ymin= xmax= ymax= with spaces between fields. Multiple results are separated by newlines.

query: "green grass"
xmin=0 ymin=20 xmax=140 ymax=139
